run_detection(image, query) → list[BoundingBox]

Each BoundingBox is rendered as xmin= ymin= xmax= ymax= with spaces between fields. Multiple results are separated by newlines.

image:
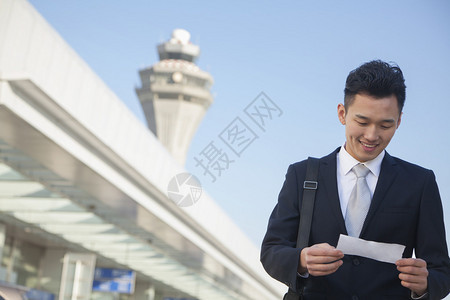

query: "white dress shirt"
xmin=336 ymin=145 xmax=385 ymax=218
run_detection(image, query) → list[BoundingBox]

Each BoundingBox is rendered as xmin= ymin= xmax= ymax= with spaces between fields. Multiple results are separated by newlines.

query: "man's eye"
xmin=381 ymin=125 xmax=393 ymax=129
xmin=356 ymin=121 xmax=367 ymax=126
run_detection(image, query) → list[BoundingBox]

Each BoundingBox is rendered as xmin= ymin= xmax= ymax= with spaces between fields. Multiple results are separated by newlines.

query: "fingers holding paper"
xmin=299 ymin=243 xmax=344 ymax=276
xmin=396 ymin=258 xmax=428 ymax=297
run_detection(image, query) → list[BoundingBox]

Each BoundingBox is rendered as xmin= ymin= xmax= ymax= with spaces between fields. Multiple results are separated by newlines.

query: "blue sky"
xmin=28 ymin=0 xmax=450 ymax=253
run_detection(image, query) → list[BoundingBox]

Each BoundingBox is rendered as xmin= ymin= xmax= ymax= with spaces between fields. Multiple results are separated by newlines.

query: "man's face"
xmin=337 ymin=93 xmax=402 ymax=162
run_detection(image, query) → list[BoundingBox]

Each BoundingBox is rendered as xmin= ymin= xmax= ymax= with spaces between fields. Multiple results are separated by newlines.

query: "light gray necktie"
xmin=345 ymin=164 xmax=371 ymax=237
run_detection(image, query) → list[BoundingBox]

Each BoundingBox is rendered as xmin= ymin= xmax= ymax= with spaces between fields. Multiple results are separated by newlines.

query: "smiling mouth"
xmin=360 ymin=141 xmax=377 ymax=149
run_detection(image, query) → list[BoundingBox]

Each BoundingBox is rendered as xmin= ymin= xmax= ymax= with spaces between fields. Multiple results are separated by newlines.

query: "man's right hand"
xmin=299 ymin=243 xmax=344 ymax=276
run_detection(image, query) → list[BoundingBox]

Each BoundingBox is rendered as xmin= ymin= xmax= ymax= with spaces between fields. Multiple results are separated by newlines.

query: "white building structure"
xmin=136 ymin=29 xmax=214 ymax=166
xmin=0 ymin=0 xmax=285 ymax=299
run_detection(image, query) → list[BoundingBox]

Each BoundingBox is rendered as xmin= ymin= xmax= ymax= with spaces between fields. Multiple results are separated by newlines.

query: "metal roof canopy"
xmin=0 ymin=80 xmax=276 ymax=299
xmin=0 ymin=156 xmax=241 ymax=300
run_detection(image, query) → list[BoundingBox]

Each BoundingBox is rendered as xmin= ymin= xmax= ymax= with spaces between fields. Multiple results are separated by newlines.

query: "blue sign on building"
xmin=25 ymin=289 xmax=55 ymax=300
xmin=92 ymin=268 xmax=136 ymax=294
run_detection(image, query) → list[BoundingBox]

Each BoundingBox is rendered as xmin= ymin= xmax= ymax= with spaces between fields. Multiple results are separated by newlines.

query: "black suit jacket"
xmin=261 ymin=148 xmax=450 ymax=300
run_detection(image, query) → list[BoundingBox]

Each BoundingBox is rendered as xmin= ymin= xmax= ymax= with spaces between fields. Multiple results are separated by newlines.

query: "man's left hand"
xmin=396 ymin=258 xmax=428 ymax=297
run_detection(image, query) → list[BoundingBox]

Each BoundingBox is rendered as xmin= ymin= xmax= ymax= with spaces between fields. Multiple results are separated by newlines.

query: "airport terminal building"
xmin=0 ymin=0 xmax=284 ymax=299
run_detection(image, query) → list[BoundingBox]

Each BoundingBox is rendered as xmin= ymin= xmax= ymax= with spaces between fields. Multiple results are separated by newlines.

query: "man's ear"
xmin=337 ymin=103 xmax=346 ymax=125
xmin=397 ymin=112 xmax=403 ymax=129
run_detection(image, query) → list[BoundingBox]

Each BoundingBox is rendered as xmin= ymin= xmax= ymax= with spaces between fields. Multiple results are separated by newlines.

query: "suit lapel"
xmin=360 ymin=152 xmax=398 ymax=237
xmin=319 ymin=148 xmax=348 ymax=234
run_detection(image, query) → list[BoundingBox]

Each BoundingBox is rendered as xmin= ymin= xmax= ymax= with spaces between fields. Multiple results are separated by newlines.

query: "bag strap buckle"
xmin=303 ymin=180 xmax=318 ymax=190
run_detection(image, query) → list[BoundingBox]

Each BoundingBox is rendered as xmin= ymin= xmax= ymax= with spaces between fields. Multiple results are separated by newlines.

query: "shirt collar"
xmin=338 ymin=143 xmax=385 ymax=177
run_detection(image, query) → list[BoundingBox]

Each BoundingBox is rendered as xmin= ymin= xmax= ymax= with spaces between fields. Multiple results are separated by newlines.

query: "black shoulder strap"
xmin=296 ymin=157 xmax=320 ymax=249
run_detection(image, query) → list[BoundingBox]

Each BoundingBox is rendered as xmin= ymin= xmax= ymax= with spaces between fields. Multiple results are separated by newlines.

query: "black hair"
xmin=344 ymin=60 xmax=406 ymax=113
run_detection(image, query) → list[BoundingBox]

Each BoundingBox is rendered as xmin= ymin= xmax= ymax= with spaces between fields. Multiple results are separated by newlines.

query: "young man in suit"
xmin=261 ymin=60 xmax=450 ymax=299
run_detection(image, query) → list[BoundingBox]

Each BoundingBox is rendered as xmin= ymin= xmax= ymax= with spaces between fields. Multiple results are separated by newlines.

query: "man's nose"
xmin=364 ymin=125 xmax=378 ymax=141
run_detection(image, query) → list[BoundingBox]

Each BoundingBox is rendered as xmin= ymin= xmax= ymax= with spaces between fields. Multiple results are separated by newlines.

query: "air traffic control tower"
xmin=136 ymin=29 xmax=213 ymax=165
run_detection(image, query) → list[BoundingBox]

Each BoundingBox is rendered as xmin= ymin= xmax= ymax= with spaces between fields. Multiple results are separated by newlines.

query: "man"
xmin=261 ymin=60 xmax=450 ymax=299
